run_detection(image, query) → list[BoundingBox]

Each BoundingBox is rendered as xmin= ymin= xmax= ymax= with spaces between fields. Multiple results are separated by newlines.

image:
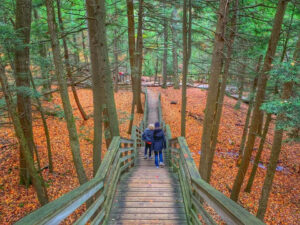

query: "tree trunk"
xmin=86 ymin=0 xmax=104 ymax=175
xmin=257 ymin=33 xmax=300 ymax=220
xmin=234 ymin=65 xmax=246 ymax=109
xmin=113 ymin=31 xmax=119 ymax=93
xmin=244 ymin=113 xmax=271 ymax=193
xmin=171 ymin=8 xmax=179 ymax=89
xmin=135 ymin=0 xmax=144 ymax=113
xmin=29 ymin=71 xmax=53 ymax=172
xmin=205 ymin=0 xmax=239 ymax=182
xmin=238 ymin=55 xmax=263 ymax=157
xmin=162 ymin=2 xmax=168 ymax=89
xmin=15 ymin=0 xmax=34 ymax=186
xmin=0 ymin=65 xmax=49 ymax=205
xmin=181 ymin=0 xmax=192 ymax=137
xmin=230 ymin=0 xmax=289 ymax=202
xmin=33 ymin=9 xmax=52 ymax=101
xmin=81 ymin=31 xmax=89 ymax=66
xmin=45 ymin=0 xmax=88 ymax=185
xmin=56 ymin=0 xmax=89 ymax=121
xmin=199 ymin=0 xmax=230 ymax=181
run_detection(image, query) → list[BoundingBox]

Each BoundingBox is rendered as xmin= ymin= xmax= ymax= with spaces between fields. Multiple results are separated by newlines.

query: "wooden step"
xmin=111 ymin=202 xmax=184 ymax=208
xmin=110 ymin=207 xmax=185 ymax=214
xmin=110 ymin=213 xmax=186 ymax=220
xmin=108 ymin=219 xmax=188 ymax=225
xmin=114 ymin=196 xmax=183 ymax=202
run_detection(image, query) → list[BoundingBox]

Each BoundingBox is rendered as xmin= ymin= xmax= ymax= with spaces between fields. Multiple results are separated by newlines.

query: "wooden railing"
xmin=16 ymin=91 xmax=149 ymax=225
xmin=156 ymin=93 xmax=264 ymax=225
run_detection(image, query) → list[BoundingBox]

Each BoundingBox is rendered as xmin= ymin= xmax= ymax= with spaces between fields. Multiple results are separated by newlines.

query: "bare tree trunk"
xmin=15 ymin=0 xmax=34 ymax=186
xmin=86 ymin=0 xmax=104 ymax=175
xmin=199 ymin=0 xmax=230 ymax=181
xmin=162 ymin=1 xmax=168 ymax=89
xmin=205 ymin=0 xmax=239 ymax=182
xmin=171 ymin=8 xmax=179 ymax=89
xmin=81 ymin=31 xmax=89 ymax=66
xmin=135 ymin=0 xmax=144 ymax=114
xmin=230 ymin=0 xmax=289 ymax=202
xmin=45 ymin=0 xmax=88 ymax=185
xmin=257 ymin=33 xmax=300 ymax=220
xmin=238 ymin=55 xmax=263 ymax=157
xmin=56 ymin=0 xmax=89 ymax=121
xmin=234 ymin=65 xmax=246 ymax=109
xmin=29 ymin=71 xmax=53 ymax=172
xmin=181 ymin=0 xmax=192 ymax=137
xmin=0 ymin=65 xmax=49 ymax=205
xmin=244 ymin=113 xmax=271 ymax=193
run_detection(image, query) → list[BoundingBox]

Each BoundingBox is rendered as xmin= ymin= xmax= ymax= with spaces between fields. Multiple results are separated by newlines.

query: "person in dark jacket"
xmin=142 ymin=124 xmax=154 ymax=159
xmin=153 ymin=122 xmax=166 ymax=168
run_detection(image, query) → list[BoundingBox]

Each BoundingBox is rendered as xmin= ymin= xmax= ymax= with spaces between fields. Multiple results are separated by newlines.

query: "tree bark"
xmin=199 ymin=0 xmax=230 ymax=181
xmin=234 ymin=64 xmax=246 ymax=109
xmin=171 ymin=8 xmax=179 ymax=89
xmin=257 ymin=33 xmax=300 ymax=220
xmin=181 ymin=0 xmax=192 ymax=137
xmin=81 ymin=31 xmax=89 ymax=66
xmin=230 ymin=0 xmax=289 ymax=202
xmin=244 ymin=113 xmax=271 ymax=193
xmin=56 ymin=0 xmax=89 ymax=121
xmin=205 ymin=0 xmax=239 ymax=182
xmin=162 ymin=1 xmax=168 ymax=89
xmin=45 ymin=0 xmax=88 ymax=185
xmin=0 ymin=65 xmax=49 ymax=205
xmin=15 ymin=0 xmax=34 ymax=186
xmin=86 ymin=0 xmax=104 ymax=176
xmin=238 ymin=55 xmax=263 ymax=157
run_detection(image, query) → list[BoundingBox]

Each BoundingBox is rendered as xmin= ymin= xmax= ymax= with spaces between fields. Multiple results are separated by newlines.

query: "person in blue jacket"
xmin=142 ymin=124 xmax=154 ymax=159
xmin=152 ymin=122 xmax=166 ymax=168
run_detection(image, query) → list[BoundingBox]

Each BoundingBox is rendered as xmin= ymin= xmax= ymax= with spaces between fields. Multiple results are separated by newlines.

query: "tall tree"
xmin=199 ymin=0 xmax=230 ymax=181
xmin=162 ymin=1 xmax=168 ymax=89
xmin=171 ymin=8 xmax=179 ymax=89
xmin=257 ymin=33 xmax=300 ymax=220
xmin=15 ymin=0 xmax=34 ymax=185
xmin=230 ymin=0 xmax=289 ymax=202
xmin=206 ymin=0 xmax=239 ymax=182
xmin=180 ymin=0 xmax=192 ymax=137
xmin=56 ymin=0 xmax=89 ymax=121
xmin=0 ymin=64 xmax=49 ymax=205
xmin=45 ymin=0 xmax=88 ymax=184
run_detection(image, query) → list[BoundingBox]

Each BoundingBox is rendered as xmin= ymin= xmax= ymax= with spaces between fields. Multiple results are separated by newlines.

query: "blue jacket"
xmin=152 ymin=129 xmax=166 ymax=151
xmin=142 ymin=128 xmax=154 ymax=143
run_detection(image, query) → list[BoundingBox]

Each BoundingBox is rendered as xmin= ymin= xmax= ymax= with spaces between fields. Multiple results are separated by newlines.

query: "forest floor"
xmin=151 ymin=87 xmax=299 ymax=225
xmin=0 ymin=87 xmax=143 ymax=224
xmin=0 ymin=86 xmax=299 ymax=224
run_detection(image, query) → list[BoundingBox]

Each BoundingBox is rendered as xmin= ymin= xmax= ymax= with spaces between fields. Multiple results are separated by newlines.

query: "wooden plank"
xmin=119 ymin=183 xmax=179 ymax=188
xmin=110 ymin=213 xmax=186 ymax=220
xmin=116 ymin=187 xmax=181 ymax=193
xmin=115 ymin=196 xmax=183 ymax=202
xmin=115 ymin=192 xmax=179 ymax=197
xmin=111 ymin=202 xmax=184 ymax=208
xmin=108 ymin=220 xmax=187 ymax=225
xmin=110 ymin=208 xmax=185 ymax=214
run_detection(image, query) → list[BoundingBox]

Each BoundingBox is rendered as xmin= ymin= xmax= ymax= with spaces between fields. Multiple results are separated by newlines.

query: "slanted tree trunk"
xmin=230 ymin=0 xmax=289 ymax=202
xmin=0 ymin=65 xmax=49 ymax=205
xmin=199 ymin=0 xmax=230 ymax=181
xmin=15 ymin=0 xmax=34 ymax=186
xmin=244 ymin=113 xmax=271 ymax=193
xmin=181 ymin=0 xmax=192 ymax=137
xmin=29 ymin=71 xmax=53 ymax=172
xmin=171 ymin=8 xmax=179 ymax=89
xmin=205 ymin=0 xmax=239 ymax=182
xmin=56 ymin=0 xmax=89 ymax=121
xmin=45 ymin=0 xmax=88 ymax=185
xmin=238 ymin=55 xmax=263 ymax=157
xmin=257 ymin=33 xmax=300 ymax=220
xmin=162 ymin=2 xmax=168 ymax=89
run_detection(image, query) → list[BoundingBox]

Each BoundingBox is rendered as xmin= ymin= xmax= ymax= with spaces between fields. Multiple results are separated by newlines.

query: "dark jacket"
xmin=142 ymin=128 xmax=154 ymax=143
xmin=152 ymin=129 xmax=166 ymax=151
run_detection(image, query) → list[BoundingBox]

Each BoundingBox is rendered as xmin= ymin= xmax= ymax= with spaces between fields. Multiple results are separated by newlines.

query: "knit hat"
xmin=155 ymin=122 xmax=160 ymax=128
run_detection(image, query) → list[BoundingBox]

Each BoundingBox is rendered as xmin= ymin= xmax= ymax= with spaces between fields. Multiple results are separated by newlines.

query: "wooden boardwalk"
xmin=108 ymin=91 xmax=187 ymax=224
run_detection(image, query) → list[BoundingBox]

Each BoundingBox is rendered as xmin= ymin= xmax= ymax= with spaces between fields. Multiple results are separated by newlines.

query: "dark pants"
xmin=154 ymin=150 xmax=163 ymax=167
xmin=144 ymin=143 xmax=152 ymax=157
